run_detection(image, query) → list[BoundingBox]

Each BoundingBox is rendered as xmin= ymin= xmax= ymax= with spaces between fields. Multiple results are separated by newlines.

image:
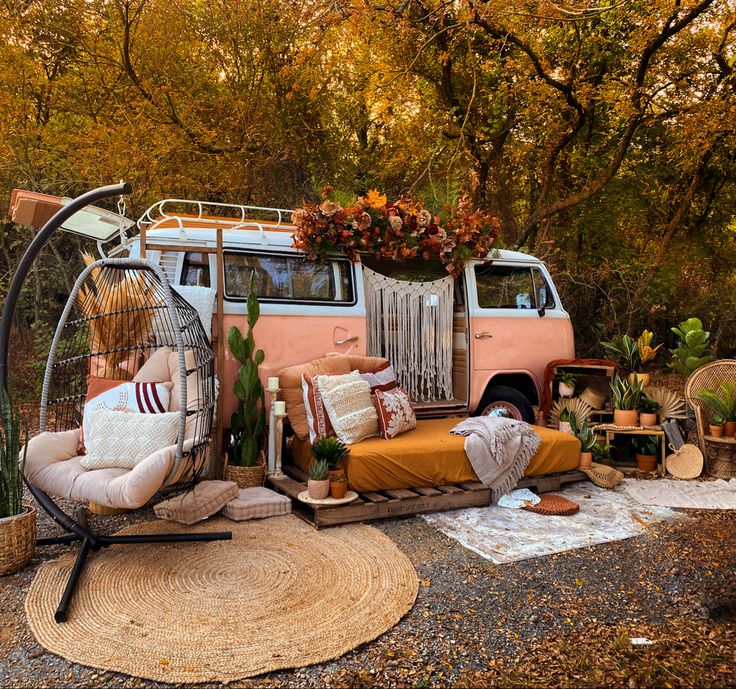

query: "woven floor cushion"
xmin=154 ymin=480 xmax=239 ymax=525
xmin=524 ymin=493 xmax=580 ymax=516
xmin=221 ymin=487 xmax=292 ymax=521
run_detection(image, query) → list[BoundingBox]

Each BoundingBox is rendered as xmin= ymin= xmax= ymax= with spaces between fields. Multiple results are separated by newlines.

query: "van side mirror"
xmin=538 ymin=306 xmax=546 ymax=318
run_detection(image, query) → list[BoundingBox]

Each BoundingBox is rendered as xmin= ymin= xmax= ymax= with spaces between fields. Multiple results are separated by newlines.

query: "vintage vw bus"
xmin=130 ymin=200 xmax=574 ymax=423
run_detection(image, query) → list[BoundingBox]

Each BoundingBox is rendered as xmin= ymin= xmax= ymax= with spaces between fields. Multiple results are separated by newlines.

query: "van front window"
xmin=474 ymin=265 xmax=555 ymax=309
xmin=224 ymin=252 xmax=354 ymax=303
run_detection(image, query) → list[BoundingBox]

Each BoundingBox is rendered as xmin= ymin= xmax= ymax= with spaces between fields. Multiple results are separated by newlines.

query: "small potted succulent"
xmin=632 ymin=435 xmax=658 ymax=473
xmin=571 ymin=414 xmax=596 ymax=469
xmin=329 ymin=473 xmax=347 ymax=499
xmin=557 ymin=372 xmax=577 ymax=398
xmin=709 ymin=412 xmax=725 ymax=438
xmin=611 ymin=373 xmax=642 ymax=427
xmin=310 ymin=436 xmax=350 ymax=482
xmin=639 ymin=397 xmax=660 ymax=427
xmin=307 ymin=458 xmax=330 ymax=499
xmin=558 ymin=409 xmax=572 ymax=435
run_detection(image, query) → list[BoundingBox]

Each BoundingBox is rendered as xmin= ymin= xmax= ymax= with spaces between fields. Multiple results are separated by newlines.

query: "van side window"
xmin=181 ymin=252 xmax=210 ymax=287
xmin=474 ymin=265 xmax=555 ymax=309
xmin=223 ymin=251 xmax=354 ymax=304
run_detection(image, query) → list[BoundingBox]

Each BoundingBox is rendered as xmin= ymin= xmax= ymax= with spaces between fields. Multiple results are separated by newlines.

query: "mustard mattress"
xmin=291 ymin=417 xmax=581 ymax=493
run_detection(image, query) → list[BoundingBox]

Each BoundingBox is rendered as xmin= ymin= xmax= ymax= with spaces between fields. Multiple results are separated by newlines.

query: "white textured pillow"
xmin=318 ymin=370 xmax=378 ymax=445
xmin=81 ymin=410 xmax=179 ymax=470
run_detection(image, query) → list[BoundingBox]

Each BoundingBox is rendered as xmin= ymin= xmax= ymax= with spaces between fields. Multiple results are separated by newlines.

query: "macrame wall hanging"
xmin=363 ymin=267 xmax=454 ymax=402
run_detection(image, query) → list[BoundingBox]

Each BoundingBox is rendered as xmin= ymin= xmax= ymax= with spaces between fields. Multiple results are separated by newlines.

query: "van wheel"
xmin=476 ymin=385 xmax=535 ymax=423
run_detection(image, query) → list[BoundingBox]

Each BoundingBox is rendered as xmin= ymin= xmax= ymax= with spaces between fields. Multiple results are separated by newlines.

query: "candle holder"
xmin=267 ymin=388 xmax=287 ymax=480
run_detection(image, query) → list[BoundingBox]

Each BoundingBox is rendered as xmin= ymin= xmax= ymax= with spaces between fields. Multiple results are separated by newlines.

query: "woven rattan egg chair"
xmin=22 ymin=256 xmax=231 ymax=622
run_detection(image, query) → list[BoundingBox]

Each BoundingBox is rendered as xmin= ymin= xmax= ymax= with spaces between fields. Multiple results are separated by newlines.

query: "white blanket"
xmin=622 ymin=478 xmax=736 ymax=510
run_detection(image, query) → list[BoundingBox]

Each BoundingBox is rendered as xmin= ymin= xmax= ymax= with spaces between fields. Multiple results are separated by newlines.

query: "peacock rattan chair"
xmin=685 ymin=359 xmax=736 ymax=478
xmin=22 ymin=257 xmax=231 ymax=622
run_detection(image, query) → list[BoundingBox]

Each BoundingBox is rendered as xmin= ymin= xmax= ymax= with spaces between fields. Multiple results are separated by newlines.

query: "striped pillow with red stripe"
xmin=81 ymin=376 xmax=174 ymax=454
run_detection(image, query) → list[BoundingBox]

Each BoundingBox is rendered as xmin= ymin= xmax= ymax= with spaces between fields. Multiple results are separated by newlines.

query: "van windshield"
xmin=224 ymin=251 xmax=354 ymax=303
xmin=474 ymin=264 xmax=555 ymax=309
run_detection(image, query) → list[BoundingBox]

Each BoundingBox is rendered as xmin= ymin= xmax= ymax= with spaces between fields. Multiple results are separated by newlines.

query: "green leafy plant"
xmin=308 ymin=458 xmax=329 ymax=481
xmin=710 ymin=412 xmax=725 ymax=426
xmin=558 ymin=372 xmax=577 ymax=386
xmin=592 ymin=441 xmax=613 ymax=462
xmin=697 ymin=383 xmax=736 ymax=422
xmin=637 ymin=329 xmax=663 ymax=369
xmin=601 ymin=334 xmax=641 ymax=373
xmin=0 ymin=387 xmax=25 ymax=519
xmin=570 ymin=413 xmax=596 ymax=452
xmin=632 ymin=435 xmax=659 ymax=456
xmin=611 ymin=373 xmax=642 ymax=410
xmin=228 ymin=275 xmax=266 ymax=467
xmin=639 ymin=397 xmax=660 ymax=414
xmin=310 ymin=436 xmax=350 ymax=469
xmin=559 ymin=409 xmax=571 ymax=422
xmin=669 ymin=317 xmax=714 ymax=377
xmin=329 ymin=473 xmax=346 ymax=483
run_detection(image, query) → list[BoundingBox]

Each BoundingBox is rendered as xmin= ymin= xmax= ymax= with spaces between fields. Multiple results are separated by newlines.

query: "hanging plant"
xmin=291 ymin=186 xmax=501 ymax=276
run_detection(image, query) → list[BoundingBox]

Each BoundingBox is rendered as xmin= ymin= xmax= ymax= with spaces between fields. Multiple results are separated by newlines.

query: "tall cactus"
xmin=227 ymin=276 xmax=266 ymax=467
xmin=0 ymin=386 xmax=24 ymax=518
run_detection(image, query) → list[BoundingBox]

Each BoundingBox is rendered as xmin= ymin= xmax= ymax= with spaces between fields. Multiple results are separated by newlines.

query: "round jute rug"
xmin=25 ymin=515 xmax=418 ymax=684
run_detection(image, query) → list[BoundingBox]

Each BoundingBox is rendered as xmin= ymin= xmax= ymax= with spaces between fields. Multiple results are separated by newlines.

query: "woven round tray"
xmin=524 ymin=494 xmax=580 ymax=516
xmin=297 ymin=490 xmax=359 ymax=506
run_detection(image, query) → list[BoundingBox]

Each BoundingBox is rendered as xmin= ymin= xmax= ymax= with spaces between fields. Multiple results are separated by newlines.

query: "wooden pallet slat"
xmin=436 ymin=484 xmax=464 ymax=494
xmin=458 ymin=482 xmax=486 ymax=492
xmin=413 ymin=486 xmax=442 ymax=496
xmin=359 ymin=492 xmax=390 ymax=503
xmin=383 ymin=488 xmax=421 ymax=500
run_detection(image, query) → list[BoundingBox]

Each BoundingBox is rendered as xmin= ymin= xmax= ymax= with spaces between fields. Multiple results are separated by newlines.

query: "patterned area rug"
xmin=423 ymin=482 xmax=679 ymax=564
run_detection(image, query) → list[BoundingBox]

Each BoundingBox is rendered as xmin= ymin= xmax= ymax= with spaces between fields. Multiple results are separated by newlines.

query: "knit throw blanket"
xmin=451 ymin=417 xmax=541 ymax=503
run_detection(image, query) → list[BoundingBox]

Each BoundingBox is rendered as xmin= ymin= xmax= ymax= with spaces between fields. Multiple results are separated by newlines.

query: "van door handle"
xmin=474 ymin=332 xmax=493 ymax=339
xmin=335 ymin=335 xmax=359 ymax=345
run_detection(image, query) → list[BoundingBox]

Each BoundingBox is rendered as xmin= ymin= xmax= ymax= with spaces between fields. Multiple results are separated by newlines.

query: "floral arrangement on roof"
xmin=290 ymin=185 xmax=501 ymax=276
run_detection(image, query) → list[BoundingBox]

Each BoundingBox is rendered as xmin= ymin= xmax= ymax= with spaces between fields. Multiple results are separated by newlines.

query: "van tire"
xmin=475 ymin=385 xmax=535 ymax=423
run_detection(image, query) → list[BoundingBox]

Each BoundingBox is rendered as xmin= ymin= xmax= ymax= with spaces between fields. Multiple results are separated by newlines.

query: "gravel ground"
xmin=1 ymin=490 xmax=735 ymax=688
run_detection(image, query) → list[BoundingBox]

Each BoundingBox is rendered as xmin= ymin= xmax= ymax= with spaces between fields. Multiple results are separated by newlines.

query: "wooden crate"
xmin=550 ymin=363 xmax=617 ymax=413
xmin=267 ymin=464 xmax=490 ymax=528
xmin=267 ymin=464 xmax=589 ymax=529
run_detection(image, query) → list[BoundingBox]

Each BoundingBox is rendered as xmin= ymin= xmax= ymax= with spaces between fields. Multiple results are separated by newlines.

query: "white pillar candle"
xmin=274 ymin=400 xmax=286 ymax=416
xmin=267 ymin=377 xmax=280 ymax=392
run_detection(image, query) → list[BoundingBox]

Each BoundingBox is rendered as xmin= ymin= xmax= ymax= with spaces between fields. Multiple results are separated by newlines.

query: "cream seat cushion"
xmin=24 ymin=428 xmax=196 ymax=510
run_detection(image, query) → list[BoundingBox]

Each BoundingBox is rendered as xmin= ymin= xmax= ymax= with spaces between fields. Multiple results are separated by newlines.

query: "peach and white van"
xmin=131 ymin=200 xmax=574 ymax=423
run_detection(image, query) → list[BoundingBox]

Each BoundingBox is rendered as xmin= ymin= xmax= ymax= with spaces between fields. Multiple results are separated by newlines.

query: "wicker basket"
xmin=703 ymin=438 xmax=736 ymax=479
xmin=0 ymin=505 xmax=37 ymax=576
xmin=224 ymin=453 xmax=266 ymax=488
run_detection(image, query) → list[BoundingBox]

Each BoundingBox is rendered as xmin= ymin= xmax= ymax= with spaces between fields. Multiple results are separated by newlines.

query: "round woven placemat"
xmin=524 ymin=494 xmax=580 ymax=516
xmin=25 ymin=515 xmax=417 ymax=684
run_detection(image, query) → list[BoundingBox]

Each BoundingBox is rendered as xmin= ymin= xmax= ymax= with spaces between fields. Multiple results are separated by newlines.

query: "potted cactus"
xmin=709 ymin=412 xmax=725 ymax=438
xmin=310 ymin=436 xmax=350 ymax=482
xmin=308 ymin=458 xmax=330 ymax=499
xmin=226 ymin=275 xmax=267 ymax=487
xmin=329 ymin=472 xmax=347 ymax=499
xmin=570 ymin=412 xmax=596 ymax=469
xmin=0 ymin=387 xmax=36 ymax=575
xmin=611 ymin=373 xmax=642 ymax=427
xmin=557 ymin=371 xmax=577 ymax=398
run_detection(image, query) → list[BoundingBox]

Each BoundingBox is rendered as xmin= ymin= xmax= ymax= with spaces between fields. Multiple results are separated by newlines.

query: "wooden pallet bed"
xmin=267 ymin=463 xmax=587 ymax=529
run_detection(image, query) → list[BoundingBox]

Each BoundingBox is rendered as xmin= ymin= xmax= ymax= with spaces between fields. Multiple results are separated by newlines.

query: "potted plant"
xmin=0 ymin=388 xmax=36 ymax=575
xmin=558 ymin=409 xmax=572 ymax=435
xmin=571 ymin=413 xmax=596 ymax=469
xmin=697 ymin=383 xmax=736 ymax=438
xmin=632 ymin=435 xmax=658 ymax=473
xmin=669 ymin=317 xmax=714 ymax=377
xmin=310 ymin=436 xmax=350 ymax=482
xmin=307 ymin=458 xmax=330 ymax=499
xmin=601 ymin=334 xmax=641 ymax=376
xmin=639 ymin=397 xmax=660 ymax=427
xmin=709 ymin=412 xmax=725 ymax=438
xmin=611 ymin=373 xmax=642 ymax=427
xmin=633 ymin=329 xmax=663 ymax=388
xmin=226 ymin=276 xmax=267 ymax=487
xmin=557 ymin=372 xmax=577 ymax=398
xmin=592 ymin=441 xmax=613 ymax=464
xmin=329 ymin=473 xmax=347 ymax=499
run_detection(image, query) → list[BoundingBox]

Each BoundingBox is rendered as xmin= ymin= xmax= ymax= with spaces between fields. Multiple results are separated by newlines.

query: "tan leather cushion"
xmin=279 ymin=355 xmax=388 ymax=440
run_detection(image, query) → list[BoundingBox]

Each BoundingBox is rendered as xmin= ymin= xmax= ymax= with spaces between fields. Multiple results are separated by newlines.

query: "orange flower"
xmin=365 ymin=189 xmax=387 ymax=209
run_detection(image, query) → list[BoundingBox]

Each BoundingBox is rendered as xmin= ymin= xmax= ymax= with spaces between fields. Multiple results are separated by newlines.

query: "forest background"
xmin=1 ymin=0 xmax=735 ymax=399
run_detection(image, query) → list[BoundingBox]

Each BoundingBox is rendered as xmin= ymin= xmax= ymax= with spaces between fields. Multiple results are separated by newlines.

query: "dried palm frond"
xmin=644 ymin=386 xmax=688 ymax=420
xmin=77 ymin=252 xmax=157 ymax=378
xmin=549 ymin=398 xmax=594 ymax=429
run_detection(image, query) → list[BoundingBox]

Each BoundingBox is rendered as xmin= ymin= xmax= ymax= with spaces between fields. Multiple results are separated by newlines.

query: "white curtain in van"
xmin=364 ymin=267 xmax=454 ymax=402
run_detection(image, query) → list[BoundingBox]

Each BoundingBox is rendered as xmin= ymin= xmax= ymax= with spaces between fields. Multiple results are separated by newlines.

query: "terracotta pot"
xmin=558 ymin=382 xmax=575 ymax=398
xmin=307 ymin=479 xmax=330 ymax=500
xmin=640 ymin=412 xmax=658 ymax=427
xmin=579 ymin=451 xmax=593 ymax=470
xmin=627 ymin=372 xmax=650 ymax=388
xmin=329 ymin=481 xmax=347 ymax=499
xmin=635 ymin=453 xmax=657 ymax=472
xmin=558 ymin=421 xmax=573 ymax=435
xmin=614 ymin=409 xmax=639 ymax=427
xmin=710 ymin=424 xmax=724 ymax=438
xmin=327 ymin=467 xmax=346 ymax=482
xmin=725 ymin=421 xmax=736 ymax=438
